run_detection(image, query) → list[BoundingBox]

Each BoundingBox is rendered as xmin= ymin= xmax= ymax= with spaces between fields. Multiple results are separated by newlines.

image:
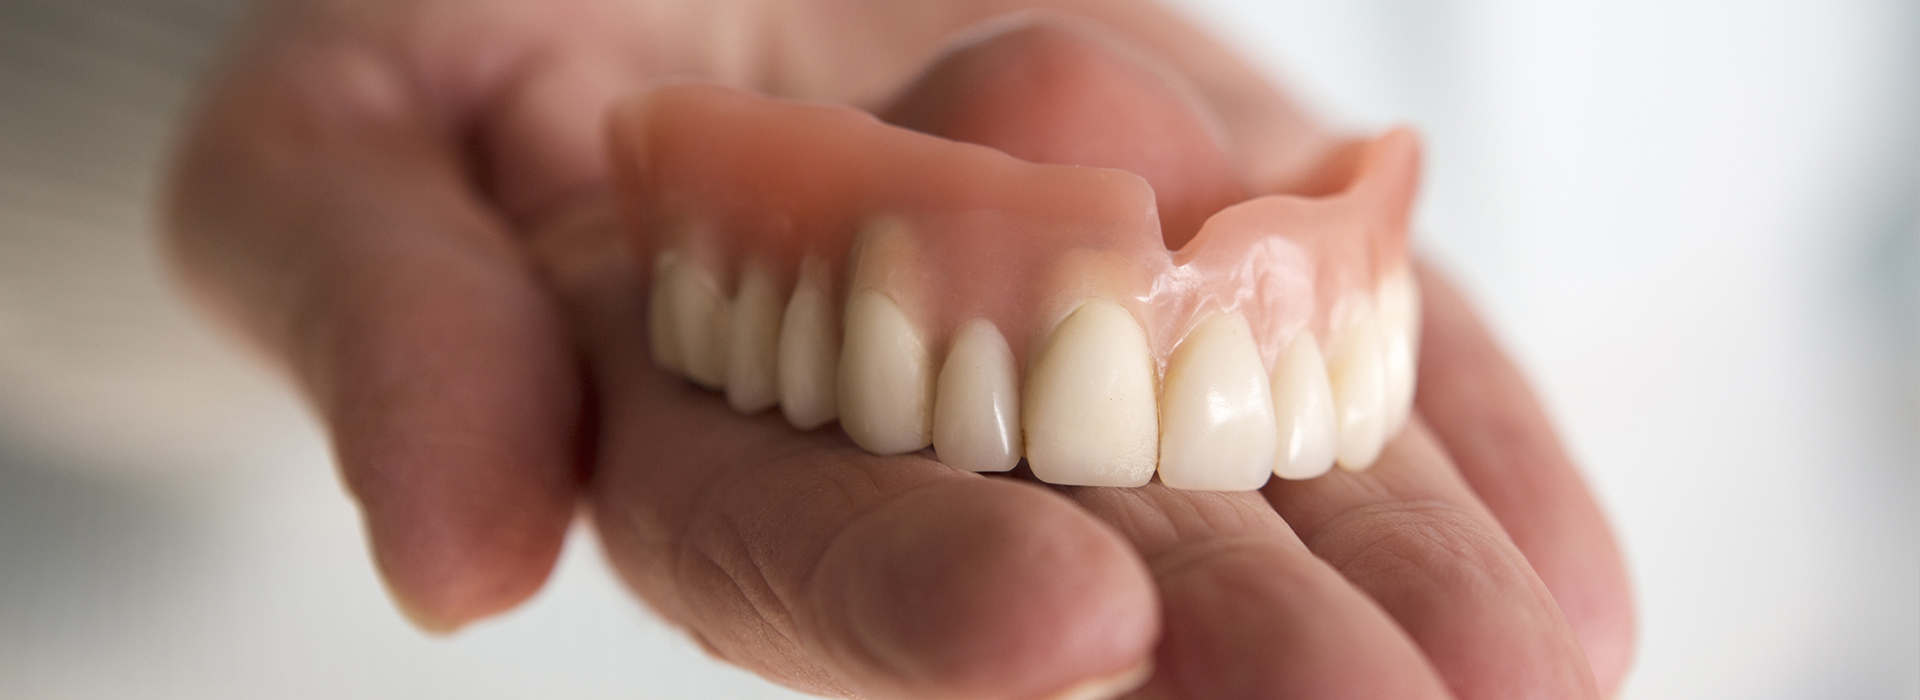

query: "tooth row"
xmin=647 ymin=252 xmax=1418 ymax=490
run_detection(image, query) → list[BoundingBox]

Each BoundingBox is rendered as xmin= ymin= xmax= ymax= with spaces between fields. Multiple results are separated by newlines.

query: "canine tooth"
xmin=647 ymin=252 xmax=685 ymax=373
xmin=1330 ymin=302 xmax=1389 ymax=470
xmin=778 ymin=259 xmax=838 ymax=430
xmin=837 ymin=289 xmax=933 ymax=454
xmin=933 ymin=319 xmax=1021 ymax=473
xmin=1376 ymin=269 xmax=1421 ymax=434
xmin=1156 ymin=313 xmax=1277 ymax=491
xmin=1271 ymin=332 xmax=1339 ymax=480
xmin=726 ymin=265 xmax=783 ymax=414
xmin=1024 ymin=300 xmax=1159 ymax=487
xmin=668 ymin=260 xmax=730 ymax=389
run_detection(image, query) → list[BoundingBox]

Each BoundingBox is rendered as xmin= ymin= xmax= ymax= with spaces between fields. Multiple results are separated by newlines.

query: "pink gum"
xmin=609 ymin=82 xmax=1419 ymax=372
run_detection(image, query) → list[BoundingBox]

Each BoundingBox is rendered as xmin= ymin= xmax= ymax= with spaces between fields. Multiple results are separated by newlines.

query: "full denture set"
xmin=612 ymin=29 xmax=1423 ymax=492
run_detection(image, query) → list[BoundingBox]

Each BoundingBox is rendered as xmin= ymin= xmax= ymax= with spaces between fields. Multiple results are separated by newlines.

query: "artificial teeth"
xmin=1329 ymin=301 xmax=1389 ymax=470
xmin=647 ymin=252 xmax=685 ymax=373
xmin=725 ymin=264 xmax=784 ymax=414
xmin=1271 ymin=331 xmax=1339 ymax=480
xmin=661 ymin=254 xmax=731 ymax=389
xmin=837 ymin=288 xmax=933 ymax=454
xmin=1023 ymin=300 xmax=1160 ymax=488
xmin=1376 ymin=268 xmax=1421 ymax=434
xmin=1156 ymin=312 xmax=1277 ymax=491
xmin=777 ymin=258 xmax=839 ymax=430
xmin=932 ymin=319 xmax=1022 ymax=473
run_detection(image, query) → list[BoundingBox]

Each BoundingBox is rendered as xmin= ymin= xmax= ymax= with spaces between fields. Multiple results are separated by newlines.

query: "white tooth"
xmin=837 ymin=289 xmax=933 ymax=454
xmin=1271 ymin=332 xmax=1339 ymax=480
xmin=1330 ymin=301 xmax=1389 ymax=470
xmin=667 ymin=259 xmax=731 ymax=390
xmin=1024 ymin=300 xmax=1159 ymax=488
xmin=1156 ymin=313 xmax=1277 ymax=491
xmin=933 ymin=319 xmax=1022 ymax=473
xmin=778 ymin=259 xmax=838 ymax=430
xmin=725 ymin=265 xmax=784 ymax=414
xmin=647 ymin=252 xmax=685 ymax=373
xmin=1376 ymin=269 xmax=1421 ymax=434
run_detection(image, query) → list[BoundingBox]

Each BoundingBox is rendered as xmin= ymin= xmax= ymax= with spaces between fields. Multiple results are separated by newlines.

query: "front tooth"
xmin=933 ymin=319 xmax=1021 ymax=473
xmin=1271 ymin=332 xmax=1338 ymax=480
xmin=726 ymin=265 xmax=783 ymax=414
xmin=1156 ymin=313 xmax=1277 ymax=491
xmin=837 ymin=288 xmax=933 ymax=454
xmin=778 ymin=258 xmax=838 ymax=430
xmin=1330 ymin=301 xmax=1389 ymax=470
xmin=1024 ymin=300 xmax=1159 ymax=487
xmin=668 ymin=258 xmax=731 ymax=389
xmin=647 ymin=252 xmax=685 ymax=373
xmin=1376 ymin=269 xmax=1421 ymax=434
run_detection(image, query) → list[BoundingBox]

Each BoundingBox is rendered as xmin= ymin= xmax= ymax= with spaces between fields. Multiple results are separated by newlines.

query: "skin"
xmin=163 ymin=0 xmax=1636 ymax=698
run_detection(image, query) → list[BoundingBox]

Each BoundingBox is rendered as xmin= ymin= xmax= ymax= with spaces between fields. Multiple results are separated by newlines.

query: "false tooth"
xmin=837 ymin=289 xmax=933 ymax=454
xmin=647 ymin=252 xmax=685 ymax=373
xmin=1330 ymin=301 xmax=1389 ymax=470
xmin=1271 ymin=332 xmax=1339 ymax=480
xmin=1157 ymin=313 xmax=1277 ymax=491
xmin=933 ymin=319 xmax=1021 ymax=473
xmin=1024 ymin=300 xmax=1159 ymax=488
xmin=1376 ymin=268 xmax=1421 ymax=434
xmin=778 ymin=259 xmax=838 ymax=430
xmin=725 ymin=265 xmax=783 ymax=414
xmin=667 ymin=258 xmax=730 ymax=389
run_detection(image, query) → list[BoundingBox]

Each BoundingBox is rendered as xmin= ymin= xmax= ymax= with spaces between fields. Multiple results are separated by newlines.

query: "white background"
xmin=0 ymin=0 xmax=1913 ymax=697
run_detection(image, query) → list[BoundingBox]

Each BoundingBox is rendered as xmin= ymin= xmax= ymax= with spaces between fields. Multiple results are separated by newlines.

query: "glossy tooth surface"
xmin=777 ymin=259 xmax=838 ymax=430
xmin=1271 ymin=332 xmax=1339 ymax=480
xmin=725 ymin=265 xmax=784 ymax=414
xmin=647 ymin=253 xmax=684 ymax=373
xmin=1157 ymin=313 xmax=1277 ymax=491
xmin=837 ymin=289 xmax=933 ymax=454
xmin=667 ymin=259 xmax=730 ymax=389
xmin=1024 ymin=300 xmax=1159 ymax=487
xmin=1376 ymin=269 xmax=1421 ymax=434
xmin=933 ymin=319 xmax=1022 ymax=473
xmin=1330 ymin=302 xmax=1389 ymax=470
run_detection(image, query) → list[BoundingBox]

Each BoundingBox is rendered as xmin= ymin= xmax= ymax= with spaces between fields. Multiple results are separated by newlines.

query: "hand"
xmin=165 ymin=0 xmax=1634 ymax=698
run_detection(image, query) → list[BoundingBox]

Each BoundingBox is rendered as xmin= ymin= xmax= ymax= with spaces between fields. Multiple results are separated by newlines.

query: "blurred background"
xmin=0 ymin=0 xmax=1913 ymax=697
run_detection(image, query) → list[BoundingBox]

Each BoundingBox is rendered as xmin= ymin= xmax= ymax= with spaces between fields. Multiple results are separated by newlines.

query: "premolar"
xmin=1024 ymin=300 xmax=1159 ymax=488
xmin=726 ymin=265 xmax=784 ymax=413
xmin=656 ymin=252 xmax=731 ymax=389
xmin=1376 ymin=268 xmax=1421 ymax=434
xmin=1329 ymin=301 xmax=1389 ymax=469
xmin=1157 ymin=312 xmax=1277 ymax=491
xmin=837 ymin=288 xmax=933 ymax=454
xmin=778 ymin=258 xmax=839 ymax=430
xmin=932 ymin=319 xmax=1022 ymax=473
xmin=1271 ymin=332 xmax=1338 ymax=480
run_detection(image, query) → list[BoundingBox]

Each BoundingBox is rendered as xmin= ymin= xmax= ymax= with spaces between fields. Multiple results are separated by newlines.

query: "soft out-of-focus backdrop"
xmin=0 ymin=0 xmax=1913 ymax=697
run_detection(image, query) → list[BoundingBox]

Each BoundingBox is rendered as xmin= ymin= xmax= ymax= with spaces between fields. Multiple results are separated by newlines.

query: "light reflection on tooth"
xmin=1376 ymin=268 xmax=1421 ymax=434
xmin=1271 ymin=332 xmax=1338 ymax=480
xmin=778 ymin=258 xmax=838 ymax=430
xmin=647 ymin=252 xmax=684 ymax=373
xmin=1024 ymin=300 xmax=1159 ymax=488
xmin=933 ymin=319 xmax=1021 ymax=473
xmin=726 ymin=265 xmax=783 ymax=414
xmin=1157 ymin=312 xmax=1276 ymax=491
xmin=1330 ymin=301 xmax=1389 ymax=470
xmin=837 ymin=288 xmax=933 ymax=454
xmin=667 ymin=258 xmax=730 ymax=389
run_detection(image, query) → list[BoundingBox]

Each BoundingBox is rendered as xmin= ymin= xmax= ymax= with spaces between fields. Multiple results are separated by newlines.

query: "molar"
xmin=653 ymin=251 xmax=731 ymax=389
xmin=837 ymin=288 xmax=934 ymax=454
xmin=726 ymin=264 xmax=784 ymax=414
xmin=647 ymin=252 xmax=685 ymax=373
xmin=1376 ymin=267 xmax=1421 ymax=434
xmin=778 ymin=258 xmax=839 ymax=430
xmin=1329 ymin=300 xmax=1389 ymax=469
xmin=1271 ymin=332 xmax=1339 ymax=480
xmin=1157 ymin=312 xmax=1277 ymax=491
xmin=1024 ymin=300 xmax=1159 ymax=488
xmin=932 ymin=319 xmax=1022 ymax=473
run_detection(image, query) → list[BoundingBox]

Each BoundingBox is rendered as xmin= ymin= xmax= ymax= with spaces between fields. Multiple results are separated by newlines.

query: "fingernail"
xmin=1042 ymin=659 xmax=1155 ymax=700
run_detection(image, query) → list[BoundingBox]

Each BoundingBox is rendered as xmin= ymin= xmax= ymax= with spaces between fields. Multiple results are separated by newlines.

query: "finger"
xmin=1264 ymin=422 xmax=1599 ymax=700
xmin=1412 ymin=264 xmax=1637 ymax=693
xmin=165 ymin=44 xmax=580 ymax=631
xmin=1062 ymin=486 xmax=1452 ymax=700
xmin=563 ymin=249 xmax=1159 ymax=700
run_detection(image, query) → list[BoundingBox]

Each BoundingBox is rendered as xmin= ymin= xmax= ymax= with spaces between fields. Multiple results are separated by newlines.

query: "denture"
xmin=609 ymin=22 xmax=1421 ymax=491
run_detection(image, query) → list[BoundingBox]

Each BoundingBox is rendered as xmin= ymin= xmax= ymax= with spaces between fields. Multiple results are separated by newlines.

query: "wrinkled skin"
xmin=164 ymin=1 xmax=1635 ymax=698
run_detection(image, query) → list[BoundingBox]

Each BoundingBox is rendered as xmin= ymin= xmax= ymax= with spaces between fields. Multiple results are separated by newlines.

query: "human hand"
xmin=165 ymin=0 xmax=1633 ymax=698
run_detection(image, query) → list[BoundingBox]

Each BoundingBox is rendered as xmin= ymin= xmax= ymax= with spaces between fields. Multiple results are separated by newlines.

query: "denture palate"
xmin=612 ymin=79 xmax=1420 ymax=491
